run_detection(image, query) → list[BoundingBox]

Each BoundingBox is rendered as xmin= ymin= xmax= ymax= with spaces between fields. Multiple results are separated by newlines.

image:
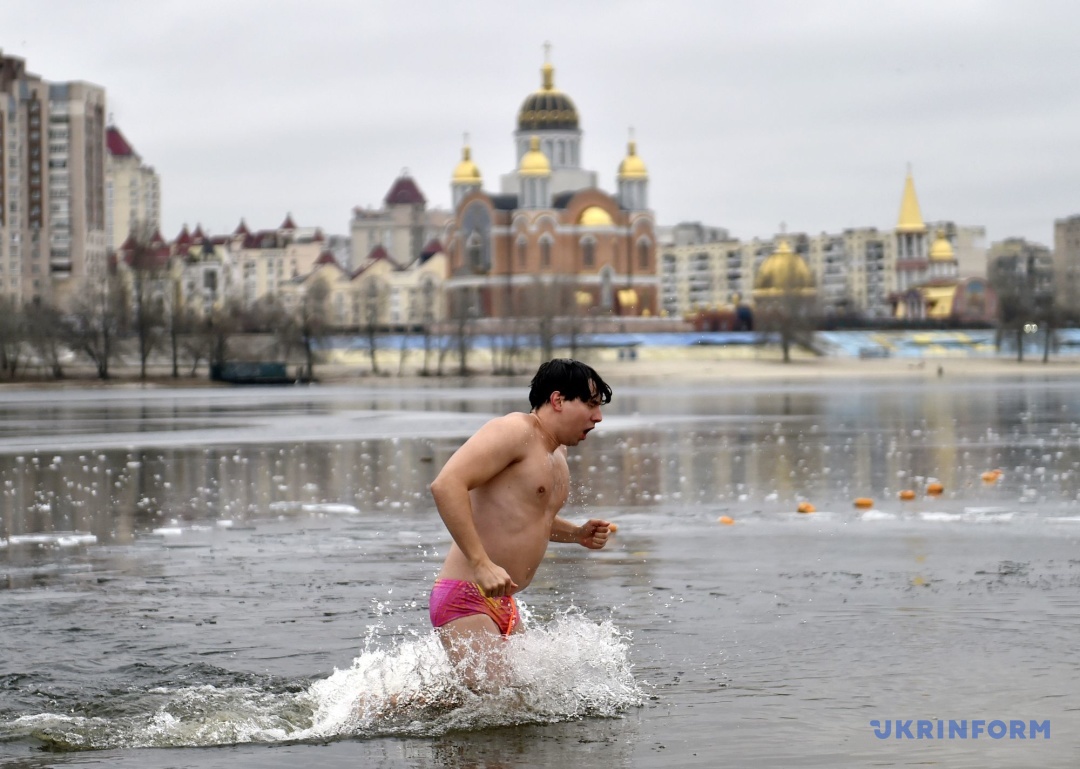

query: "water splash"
xmin=3 ymin=610 xmax=642 ymax=751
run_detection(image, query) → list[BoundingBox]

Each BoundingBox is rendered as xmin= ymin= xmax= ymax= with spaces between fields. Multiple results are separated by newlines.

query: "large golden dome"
xmin=753 ymin=238 xmax=816 ymax=296
xmin=518 ymin=61 xmax=579 ymax=131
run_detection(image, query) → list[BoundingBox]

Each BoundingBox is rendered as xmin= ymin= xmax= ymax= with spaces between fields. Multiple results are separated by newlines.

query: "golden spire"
xmin=452 ymin=132 xmax=482 ymax=185
xmin=897 ymin=166 xmax=927 ymax=233
xmin=541 ymin=41 xmax=555 ymax=91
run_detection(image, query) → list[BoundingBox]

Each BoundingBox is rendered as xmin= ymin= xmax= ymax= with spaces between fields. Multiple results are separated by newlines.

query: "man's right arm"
xmin=430 ymin=416 xmax=526 ymax=596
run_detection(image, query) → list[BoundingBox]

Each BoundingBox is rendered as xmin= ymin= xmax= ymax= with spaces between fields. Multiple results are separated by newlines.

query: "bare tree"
xmin=24 ymin=302 xmax=67 ymax=379
xmin=444 ymin=285 xmax=480 ymax=376
xmin=65 ymin=273 xmax=126 ymax=379
xmin=0 ymin=298 xmax=25 ymax=379
xmin=358 ymin=279 xmax=386 ymax=375
xmin=296 ymin=280 xmax=330 ymax=381
xmin=413 ymin=278 xmax=438 ymax=376
xmin=124 ymin=223 xmax=169 ymax=380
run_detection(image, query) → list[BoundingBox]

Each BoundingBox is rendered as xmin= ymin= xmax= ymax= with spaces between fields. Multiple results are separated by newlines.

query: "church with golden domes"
xmin=443 ymin=52 xmax=657 ymax=320
xmin=891 ymin=171 xmax=997 ymax=322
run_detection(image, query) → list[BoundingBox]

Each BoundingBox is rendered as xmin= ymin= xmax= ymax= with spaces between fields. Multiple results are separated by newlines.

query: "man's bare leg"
xmin=437 ymin=614 xmax=512 ymax=692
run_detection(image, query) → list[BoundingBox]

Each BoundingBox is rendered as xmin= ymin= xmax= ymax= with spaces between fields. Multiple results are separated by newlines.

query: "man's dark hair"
xmin=528 ymin=359 xmax=612 ymax=410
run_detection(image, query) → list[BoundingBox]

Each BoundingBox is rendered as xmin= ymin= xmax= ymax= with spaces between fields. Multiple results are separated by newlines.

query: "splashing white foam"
xmin=5 ymin=610 xmax=642 ymax=750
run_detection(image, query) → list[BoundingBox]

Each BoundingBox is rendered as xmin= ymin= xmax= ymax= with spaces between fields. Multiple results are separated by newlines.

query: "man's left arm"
xmin=550 ymin=517 xmax=610 ymax=549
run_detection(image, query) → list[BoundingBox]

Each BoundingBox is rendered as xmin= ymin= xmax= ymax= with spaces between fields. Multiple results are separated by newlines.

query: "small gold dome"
xmin=579 ymin=205 xmax=614 ymax=226
xmin=929 ymin=230 xmax=955 ymax=261
xmin=753 ymin=238 xmax=816 ymax=295
xmin=452 ymin=144 xmax=482 ymax=185
xmin=519 ymin=136 xmax=551 ymax=177
xmin=617 ymin=140 xmax=648 ymax=180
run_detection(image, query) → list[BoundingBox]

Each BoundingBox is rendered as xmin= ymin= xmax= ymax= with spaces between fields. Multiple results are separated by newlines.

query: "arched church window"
xmin=467 ymin=232 xmax=484 ymax=273
xmin=581 ymin=237 xmax=596 ymax=268
xmin=517 ymin=238 xmax=528 ymax=269
xmin=540 ymin=237 xmax=553 ymax=269
xmin=638 ymin=239 xmax=651 ymax=271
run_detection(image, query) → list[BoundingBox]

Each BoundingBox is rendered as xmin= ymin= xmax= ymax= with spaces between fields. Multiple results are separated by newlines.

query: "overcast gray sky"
xmin=5 ymin=0 xmax=1078 ymax=246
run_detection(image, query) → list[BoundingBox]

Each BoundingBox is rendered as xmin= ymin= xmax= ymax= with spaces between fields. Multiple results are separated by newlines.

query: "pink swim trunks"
xmin=429 ymin=579 xmax=519 ymax=636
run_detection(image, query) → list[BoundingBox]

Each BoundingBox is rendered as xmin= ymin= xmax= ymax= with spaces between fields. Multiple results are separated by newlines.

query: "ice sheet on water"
xmin=301 ymin=503 xmax=361 ymax=515
xmin=3 ymin=609 xmax=642 ymax=751
xmin=4 ymin=532 xmax=97 ymax=547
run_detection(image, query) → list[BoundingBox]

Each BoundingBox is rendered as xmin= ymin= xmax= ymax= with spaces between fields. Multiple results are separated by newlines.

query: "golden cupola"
xmin=753 ymin=237 xmax=816 ymax=296
xmin=452 ymin=142 xmax=482 ymax=185
xmin=518 ymin=60 xmax=580 ymax=131
xmin=617 ymin=139 xmax=648 ymax=180
xmin=897 ymin=170 xmax=927 ymax=234
xmin=929 ymin=229 xmax=955 ymax=261
xmin=518 ymin=136 xmax=551 ymax=177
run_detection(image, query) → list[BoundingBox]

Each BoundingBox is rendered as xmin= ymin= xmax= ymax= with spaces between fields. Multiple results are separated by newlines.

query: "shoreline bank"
xmin=2 ymin=347 xmax=1079 ymax=391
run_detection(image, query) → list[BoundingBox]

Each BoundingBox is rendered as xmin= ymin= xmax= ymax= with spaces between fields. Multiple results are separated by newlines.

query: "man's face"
xmin=559 ymin=382 xmax=604 ymax=445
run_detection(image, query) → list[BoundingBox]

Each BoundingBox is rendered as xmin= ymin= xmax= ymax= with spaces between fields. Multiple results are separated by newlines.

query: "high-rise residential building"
xmin=106 ymin=125 xmax=160 ymax=253
xmin=1053 ymin=215 xmax=1080 ymax=313
xmin=987 ymin=237 xmax=1054 ymax=311
xmin=0 ymin=50 xmax=106 ymax=306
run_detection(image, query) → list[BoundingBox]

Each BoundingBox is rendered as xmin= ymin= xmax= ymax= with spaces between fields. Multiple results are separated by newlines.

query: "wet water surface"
xmin=2 ymin=377 xmax=1079 ymax=767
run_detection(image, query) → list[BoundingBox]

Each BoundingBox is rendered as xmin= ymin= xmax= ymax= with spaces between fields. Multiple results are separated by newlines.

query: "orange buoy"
xmin=854 ymin=497 xmax=874 ymax=509
xmin=981 ymin=469 xmax=1003 ymax=483
xmin=718 ymin=515 xmax=735 ymax=525
xmin=899 ymin=489 xmax=916 ymax=501
xmin=608 ymin=523 xmax=619 ymax=533
xmin=926 ymin=482 xmax=944 ymax=496
xmin=797 ymin=502 xmax=815 ymax=514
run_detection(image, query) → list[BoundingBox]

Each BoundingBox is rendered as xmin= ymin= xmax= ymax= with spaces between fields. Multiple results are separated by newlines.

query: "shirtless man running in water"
xmin=429 ymin=359 xmax=613 ymax=684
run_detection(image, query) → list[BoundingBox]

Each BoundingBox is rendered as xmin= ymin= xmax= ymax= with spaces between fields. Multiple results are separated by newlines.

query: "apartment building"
xmin=0 ymin=50 xmax=106 ymax=307
xmin=106 ymin=125 xmax=161 ymax=253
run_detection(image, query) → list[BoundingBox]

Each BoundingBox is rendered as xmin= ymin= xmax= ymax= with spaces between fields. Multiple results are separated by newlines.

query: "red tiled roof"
xmin=314 ymin=250 xmax=338 ymax=267
xmin=191 ymin=225 xmax=206 ymax=243
xmin=384 ymin=175 xmax=426 ymax=206
xmin=280 ymin=213 xmax=297 ymax=230
xmin=234 ymin=219 xmax=251 ymax=236
xmin=120 ymin=230 xmax=171 ymax=270
xmin=421 ymin=238 xmax=443 ymax=256
xmin=243 ymin=230 xmax=283 ymax=249
xmin=106 ymin=126 xmax=136 ymax=157
xmin=175 ymin=225 xmax=192 ymax=248
xmin=367 ymin=244 xmax=391 ymax=262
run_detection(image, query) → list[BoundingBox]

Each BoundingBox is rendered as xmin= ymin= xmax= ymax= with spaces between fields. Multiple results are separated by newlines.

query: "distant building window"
xmin=540 ymin=238 xmax=552 ymax=269
xmin=517 ymin=239 xmax=527 ymax=269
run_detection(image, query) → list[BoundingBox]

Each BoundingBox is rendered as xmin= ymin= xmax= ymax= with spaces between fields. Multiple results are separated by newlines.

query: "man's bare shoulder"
xmin=455 ymin=411 xmax=534 ymax=453
xmin=471 ymin=411 xmax=534 ymax=443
